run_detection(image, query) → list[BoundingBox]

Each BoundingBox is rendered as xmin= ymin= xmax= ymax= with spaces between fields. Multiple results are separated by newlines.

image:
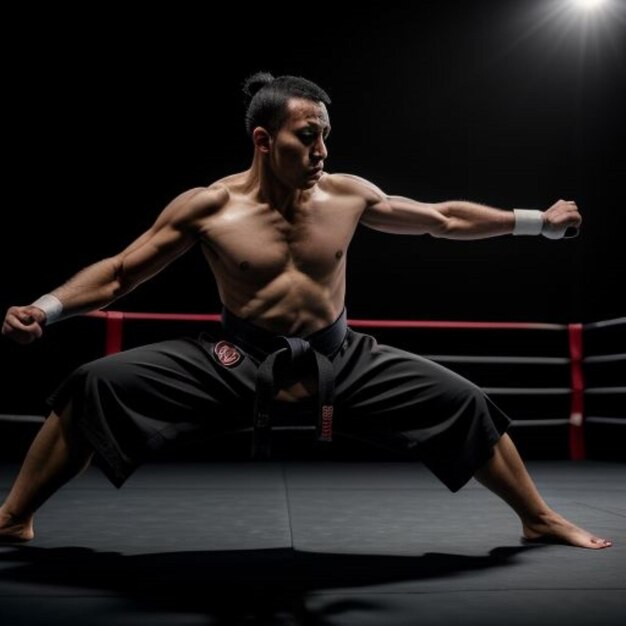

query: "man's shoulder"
xmin=163 ymin=184 xmax=230 ymax=228
xmin=322 ymin=172 xmax=385 ymax=203
xmin=180 ymin=183 xmax=230 ymax=212
xmin=197 ymin=170 xmax=256 ymax=207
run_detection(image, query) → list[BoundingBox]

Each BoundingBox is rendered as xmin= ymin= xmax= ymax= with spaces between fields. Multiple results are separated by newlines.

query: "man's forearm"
xmin=437 ymin=201 xmax=516 ymax=239
xmin=438 ymin=199 xmax=581 ymax=241
xmin=39 ymin=257 xmax=128 ymax=322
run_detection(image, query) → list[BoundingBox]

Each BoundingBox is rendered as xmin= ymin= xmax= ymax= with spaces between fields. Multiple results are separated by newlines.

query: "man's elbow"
xmin=110 ymin=257 xmax=135 ymax=297
xmin=428 ymin=210 xmax=454 ymax=238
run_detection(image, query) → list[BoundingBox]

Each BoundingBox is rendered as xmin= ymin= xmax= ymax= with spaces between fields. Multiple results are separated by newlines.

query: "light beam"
xmin=571 ymin=0 xmax=610 ymax=12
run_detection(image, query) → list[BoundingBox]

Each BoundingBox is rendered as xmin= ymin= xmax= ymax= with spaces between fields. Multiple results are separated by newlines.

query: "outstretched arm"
xmin=343 ymin=174 xmax=581 ymax=240
xmin=2 ymin=185 xmax=226 ymax=344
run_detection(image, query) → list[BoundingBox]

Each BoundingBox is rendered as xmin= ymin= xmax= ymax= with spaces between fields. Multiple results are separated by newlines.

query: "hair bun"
xmin=242 ymin=72 xmax=275 ymax=99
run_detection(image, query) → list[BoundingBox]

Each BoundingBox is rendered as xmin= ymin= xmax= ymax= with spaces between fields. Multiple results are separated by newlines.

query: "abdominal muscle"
xmin=218 ymin=267 xmax=345 ymax=403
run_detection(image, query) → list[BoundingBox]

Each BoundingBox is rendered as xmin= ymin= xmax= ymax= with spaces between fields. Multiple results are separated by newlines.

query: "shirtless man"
xmin=0 ymin=72 xmax=611 ymax=549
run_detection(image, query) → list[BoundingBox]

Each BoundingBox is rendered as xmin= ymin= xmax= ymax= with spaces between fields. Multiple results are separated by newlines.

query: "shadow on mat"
xmin=0 ymin=544 xmax=537 ymax=624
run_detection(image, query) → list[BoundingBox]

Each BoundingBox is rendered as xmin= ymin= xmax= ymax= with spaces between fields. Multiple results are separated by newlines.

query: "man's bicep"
xmin=115 ymin=222 xmax=197 ymax=288
xmin=118 ymin=187 xmax=207 ymax=258
xmin=361 ymin=195 xmax=448 ymax=235
xmin=113 ymin=187 xmax=217 ymax=287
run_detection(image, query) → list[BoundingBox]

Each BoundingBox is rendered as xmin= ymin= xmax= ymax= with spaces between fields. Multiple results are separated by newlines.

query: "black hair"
xmin=242 ymin=71 xmax=331 ymax=136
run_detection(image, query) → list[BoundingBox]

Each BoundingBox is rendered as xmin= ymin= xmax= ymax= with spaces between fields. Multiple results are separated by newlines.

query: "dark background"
xmin=1 ymin=1 xmax=624 ymax=455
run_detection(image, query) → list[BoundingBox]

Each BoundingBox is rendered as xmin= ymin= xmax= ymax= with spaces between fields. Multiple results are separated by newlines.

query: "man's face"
xmin=268 ymin=97 xmax=331 ymax=190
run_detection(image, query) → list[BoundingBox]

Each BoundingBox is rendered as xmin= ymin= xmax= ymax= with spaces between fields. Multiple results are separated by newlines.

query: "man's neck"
xmin=245 ymin=154 xmax=312 ymax=215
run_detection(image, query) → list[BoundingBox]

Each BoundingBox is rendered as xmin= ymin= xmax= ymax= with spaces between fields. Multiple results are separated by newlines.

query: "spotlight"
xmin=571 ymin=0 xmax=609 ymax=11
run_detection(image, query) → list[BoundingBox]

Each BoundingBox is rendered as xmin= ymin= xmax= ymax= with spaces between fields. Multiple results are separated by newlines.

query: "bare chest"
xmin=200 ymin=197 xmax=359 ymax=280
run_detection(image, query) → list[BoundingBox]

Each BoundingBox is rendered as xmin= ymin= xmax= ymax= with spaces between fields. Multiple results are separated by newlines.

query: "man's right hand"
xmin=2 ymin=306 xmax=47 ymax=344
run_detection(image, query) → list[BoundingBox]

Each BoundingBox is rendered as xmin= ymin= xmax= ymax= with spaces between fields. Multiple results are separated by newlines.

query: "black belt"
xmin=221 ymin=308 xmax=348 ymax=458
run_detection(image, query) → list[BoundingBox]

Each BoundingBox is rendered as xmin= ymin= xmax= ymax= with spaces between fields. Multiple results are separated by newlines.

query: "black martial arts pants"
xmin=47 ymin=325 xmax=511 ymax=492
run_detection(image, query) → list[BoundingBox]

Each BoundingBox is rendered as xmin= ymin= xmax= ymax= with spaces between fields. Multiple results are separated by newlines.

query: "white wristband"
xmin=513 ymin=209 xmax=544 ymax=236
xmin=30 ymin=294 xmax=63 ymax=325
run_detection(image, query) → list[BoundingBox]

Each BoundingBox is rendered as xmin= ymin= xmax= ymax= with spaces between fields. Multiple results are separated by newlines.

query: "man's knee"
xmin=74 ymin=352 xmax=135 ymax=388
xmin=429 ymin=364 xmax=485 ymax=409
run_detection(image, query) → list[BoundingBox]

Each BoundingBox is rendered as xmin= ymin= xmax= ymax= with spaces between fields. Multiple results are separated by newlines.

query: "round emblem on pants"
xmin=214 ymin=340 xmax=242 ymax=367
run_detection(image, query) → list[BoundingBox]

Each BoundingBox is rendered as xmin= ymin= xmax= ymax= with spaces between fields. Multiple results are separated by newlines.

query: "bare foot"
xmin=522 ymin=512 xmax=612 ymax=549
xmin=0 ymin=509 xmax=34 ymax=543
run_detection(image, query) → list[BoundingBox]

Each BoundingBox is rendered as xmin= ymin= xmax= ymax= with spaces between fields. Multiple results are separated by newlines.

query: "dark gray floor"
xmin=1 ymin=460 xmax=624 ymax=625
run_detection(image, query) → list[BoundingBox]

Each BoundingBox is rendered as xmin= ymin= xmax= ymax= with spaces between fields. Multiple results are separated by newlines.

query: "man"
xmin=0 ymin=72 xmax=611 ymax=549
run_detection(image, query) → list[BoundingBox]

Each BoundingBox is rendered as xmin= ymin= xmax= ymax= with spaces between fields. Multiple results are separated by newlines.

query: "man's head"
xmin=242 ymin=72 xmax=332 ymax=189
xmin=243 ymin=72 xmax=331 ymax=137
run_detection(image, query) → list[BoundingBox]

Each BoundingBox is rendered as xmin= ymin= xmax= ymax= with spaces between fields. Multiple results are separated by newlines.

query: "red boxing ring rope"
xmin=85 ymin=311 xmax=626 ymax=462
